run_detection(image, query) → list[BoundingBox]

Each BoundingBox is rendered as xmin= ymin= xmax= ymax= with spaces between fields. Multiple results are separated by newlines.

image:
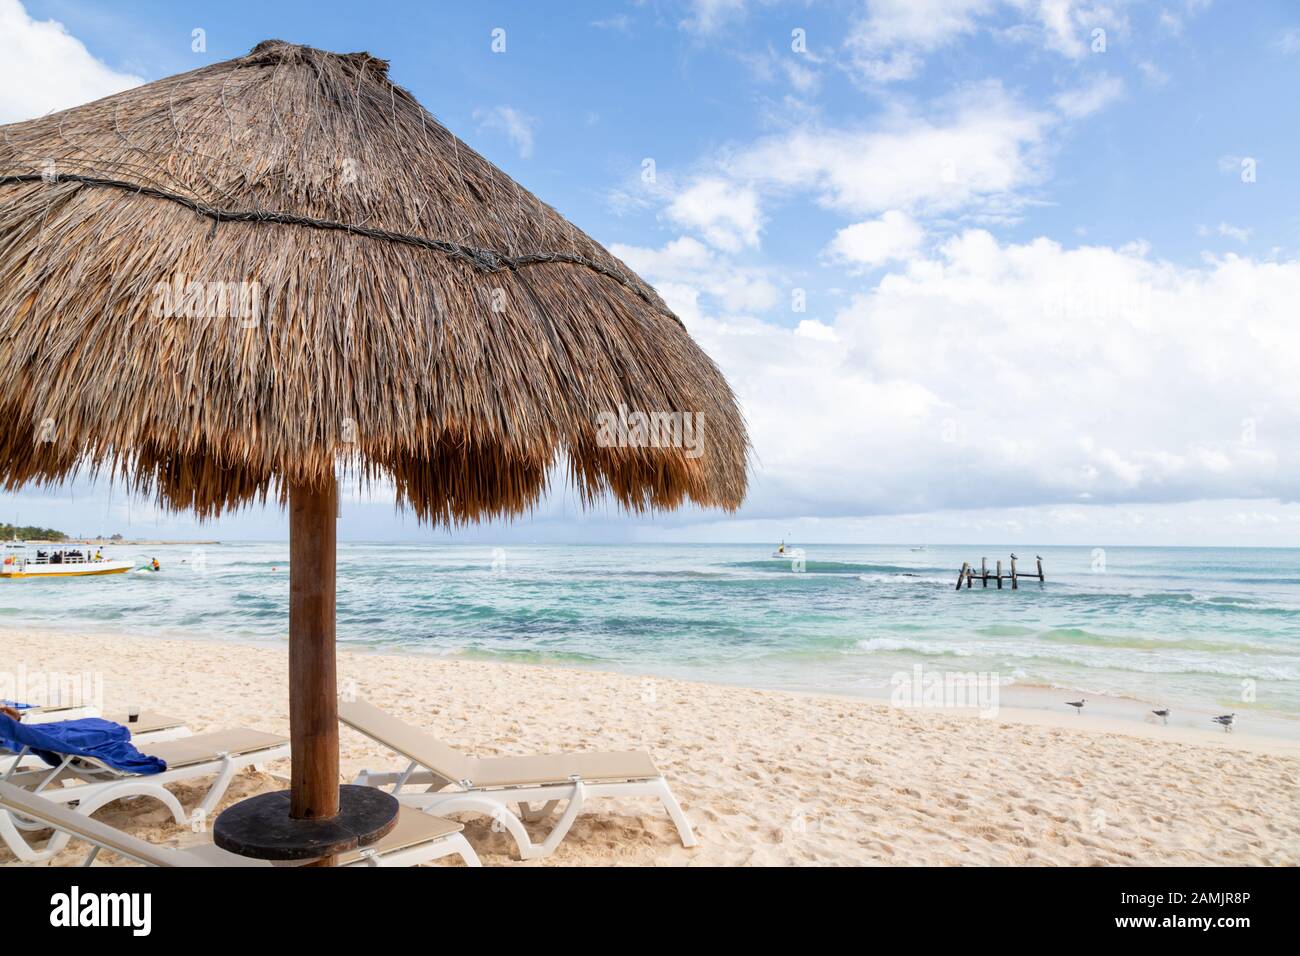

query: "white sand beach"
xmin=5 ymin=628 xmax=1299 ymax=867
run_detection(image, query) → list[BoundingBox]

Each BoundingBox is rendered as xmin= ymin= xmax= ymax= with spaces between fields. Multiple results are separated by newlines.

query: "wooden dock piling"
xmin=954 ymin=554 xmax=1042 ymax=593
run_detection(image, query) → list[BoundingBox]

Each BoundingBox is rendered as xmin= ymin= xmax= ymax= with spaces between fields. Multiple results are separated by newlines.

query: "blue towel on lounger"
xmin=0 ymin=715 xmax=166 ymax=774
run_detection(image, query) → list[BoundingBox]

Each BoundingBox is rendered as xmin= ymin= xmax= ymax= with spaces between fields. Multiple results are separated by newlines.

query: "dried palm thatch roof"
xmin=0 ymin=40 xmax=748 ymax=522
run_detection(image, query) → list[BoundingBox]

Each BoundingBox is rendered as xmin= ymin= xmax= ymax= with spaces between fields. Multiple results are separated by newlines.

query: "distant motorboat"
xmin=0 ymin=547 xmax=132 ymax=579
xmin=771 ymin=540 xmax=799 ymax=559
xmin=910 ymin=546 xmax=927 ymax=552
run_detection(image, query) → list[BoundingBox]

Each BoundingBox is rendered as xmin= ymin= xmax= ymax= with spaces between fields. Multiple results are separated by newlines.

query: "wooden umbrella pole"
xmin=289 ymin=476 xmax=340 ymax=827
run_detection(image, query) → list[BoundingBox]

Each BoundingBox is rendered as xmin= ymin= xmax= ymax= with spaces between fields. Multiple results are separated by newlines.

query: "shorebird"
xmin=1212 ymin=713 xmax=1235 ymax=733
xmin=1010 ymin=553 xmax=1018 ymax=560
xmin=1152 ymin=707 xmax=1170 ymax=725
xmin=1065 ymin=698 xmax=1085 ymax=714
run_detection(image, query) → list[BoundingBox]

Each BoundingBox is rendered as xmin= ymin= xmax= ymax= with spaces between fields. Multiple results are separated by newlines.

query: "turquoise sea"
xmin=4 ymin=542 xmax=1299 ymax=721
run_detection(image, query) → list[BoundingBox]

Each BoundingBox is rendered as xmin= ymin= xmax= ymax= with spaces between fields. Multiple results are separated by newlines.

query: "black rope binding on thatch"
xmin=0 ymin=172 xmax=681 ymax=327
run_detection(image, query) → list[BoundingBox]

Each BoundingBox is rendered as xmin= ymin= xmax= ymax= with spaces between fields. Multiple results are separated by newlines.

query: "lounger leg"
xmin=31 ymin=754 xmax=75 ymax=794
xmin=391 ymin=760 xmax=420 ymax=793
xmin=0 ymin=809 xmax=60 ymax=863
xmin=653 ymin=777 xmax=698 ymax=848
xmin=483 ymin=801 xmax=545 ymax=860
xmin=412 ymin=792 xmax=538 ymax=858
xmin=518 ymin=799 xmax=560 ymax=822
xmin=195 ymin=755 xmax=237 ymax=819
xmin=0 ymin=745 xmax=30 ymax=781
xmin=445 ymin=832 xmax=482 ymax=867
xmin=491 ymin=788 xmax=582 ymax=860
xmin=526 ymin=783 xmax=585 ymax=859
xmin=413 ymin=788 xmax=584 ymax=861
xmin=75 ymin=783 xmax=188 ymax=827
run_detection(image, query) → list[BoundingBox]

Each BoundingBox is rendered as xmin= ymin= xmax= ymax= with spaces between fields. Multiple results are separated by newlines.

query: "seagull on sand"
xmin=1212 ymin=713 xmax=1235 ymax=733
xmin=1152 ymin=707 xmax=1170 ymax=725
xmin=1065 ymin=698 xmax=1085 ymax=714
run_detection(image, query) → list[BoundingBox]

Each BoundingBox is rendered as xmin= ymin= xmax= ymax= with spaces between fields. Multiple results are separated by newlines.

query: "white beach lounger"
xmin=0 ymin=728 xmax=289 ymax=863
xmin=342 ymin=698 xmax=697 ymax=860
xmin=7 ymin=703 xmax=97 ymax=722
xmin=0 ymin=780 xmax=479 ymax=867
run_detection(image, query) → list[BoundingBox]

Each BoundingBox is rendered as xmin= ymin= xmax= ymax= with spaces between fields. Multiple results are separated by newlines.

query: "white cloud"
xmin=734 ymin=43 xmax=825 ymax=97
xmin=669 ymin=234 xmax=1300 ymax=520
xmin=1216 ymin=222 xmax=1251 ymax=243
xmin=623 ymin=84 xmax=1049 ymax=315
xmin=679 ymin=0 xmax=750 ymax=35
xmin=610 ymin=236 xmax=781 ymax=314
xmin=781 ymin=57 xmax=821 ymax=93
xmin=847 ymin=0 xmax=993 ymax=82
xmin=666 ymin=177 xmax=763 ymax=251
xmin=728 ymin=82 xmax=1049 ymax=219
xmin=1027 ymin=0 xmax=1088 ymax=57
xmin=1217 ymin=154 xmax=1255 ymax=180
xmin=612 ymin=235 xmax=716 ymax=277
xmin=1137 ymin=59 xmax=1170 ymax=86
xmin=0 ymin=0 xmax=142 ymax=123
xmin=826 ymin=210 xmax=925 ymax=268
xmin=591 ymin=14 xmax=633 ymax=33
xmin=1053 ymin=73 xmax=1123 ymax=118
xmin=1009 ymin=0 xmax=1128 ymax=59
xmin=845 ymin=1 xmax=1129 ymax=83
xmin=794 ymin=319 xmax=838 ymax=342
xmin=473 ymin=106 xmax=536 ymax=159
xmin=860 ymin=0 xmax=995 ymax=47
xmin=1160 ymin=0 xmax=1213 ymax=38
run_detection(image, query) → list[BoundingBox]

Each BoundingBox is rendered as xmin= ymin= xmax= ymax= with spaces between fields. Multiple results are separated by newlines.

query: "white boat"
xmin=0 ymin=548 xmax=133 ymax=579
xmin=771 ymin=540 xmax=799 ymax=559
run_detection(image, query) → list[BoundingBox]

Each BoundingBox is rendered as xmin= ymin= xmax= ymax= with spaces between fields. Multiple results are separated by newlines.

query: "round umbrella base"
xmin=213 ymin=784 xmax=398 ymax=863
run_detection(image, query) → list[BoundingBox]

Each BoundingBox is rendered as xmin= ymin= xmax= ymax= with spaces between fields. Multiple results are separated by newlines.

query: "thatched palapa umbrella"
xmin=0 ymin=41 xmax=747 ymax=861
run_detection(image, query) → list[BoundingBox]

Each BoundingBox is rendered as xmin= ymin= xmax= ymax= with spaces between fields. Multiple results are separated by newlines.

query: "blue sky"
xmin=2 ymin=0 xmax=1299 ymax=544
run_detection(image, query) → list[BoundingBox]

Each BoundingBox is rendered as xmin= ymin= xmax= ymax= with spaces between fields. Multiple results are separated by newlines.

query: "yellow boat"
xmin=0 ymin=548 xmax=133 ymax=579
